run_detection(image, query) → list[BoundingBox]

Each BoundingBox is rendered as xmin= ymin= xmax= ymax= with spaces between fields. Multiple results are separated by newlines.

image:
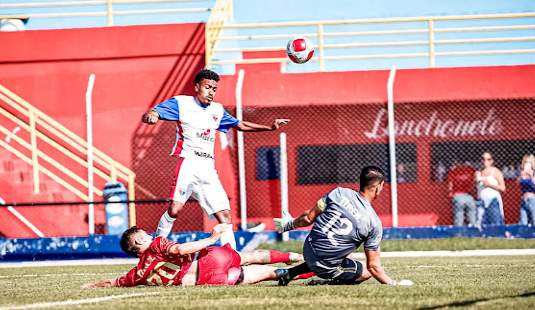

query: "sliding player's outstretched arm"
xmin=168 ymin=223 xmax=226 ymax=256
xmin=82 ymin=278 xmax=117 ymax=288
xmin=82 ymin=268 xmax=135 ymax=288
xmin=365 ymin=248 xmax=393 ymax=284
xmin=364 ymin=249 xmax=414 ymax=286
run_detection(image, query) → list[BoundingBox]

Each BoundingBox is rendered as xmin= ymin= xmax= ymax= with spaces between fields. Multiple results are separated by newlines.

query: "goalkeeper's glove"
xmin=273 ymin=210 xmax=295 ymax=233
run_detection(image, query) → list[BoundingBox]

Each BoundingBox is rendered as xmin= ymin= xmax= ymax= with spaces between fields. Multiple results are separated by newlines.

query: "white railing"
xmin=0 ymin=83 xmax=137 ymax=228
xmin=0 ymin=0 xmax=215 ymax=27
xmin=207 ymin=12 xmax=535 ymax=71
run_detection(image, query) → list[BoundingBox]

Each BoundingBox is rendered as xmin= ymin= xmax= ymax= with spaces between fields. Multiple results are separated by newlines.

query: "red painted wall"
xmin=0 ymin=23 xmax=206 ymax=167
xmin=0 ymin=23 xmax=235 ymax=237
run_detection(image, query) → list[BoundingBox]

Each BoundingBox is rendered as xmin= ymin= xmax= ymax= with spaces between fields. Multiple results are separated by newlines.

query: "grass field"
xmin=1 ymin=239 xmax=535 ymax=309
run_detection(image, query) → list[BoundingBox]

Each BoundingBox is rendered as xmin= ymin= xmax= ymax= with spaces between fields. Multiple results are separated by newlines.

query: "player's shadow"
xmin=130 ymin=23 xmax=206 ymax=232
xmin=418 ymin=290 xmax=535 ymax=309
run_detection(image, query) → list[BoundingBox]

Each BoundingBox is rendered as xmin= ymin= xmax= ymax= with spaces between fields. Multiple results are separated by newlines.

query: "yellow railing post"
xmin=29 ymin=110 xmax=40 ymax=194
xmin=128 ymin=173 xmax=136 ymax=227
xmin=317 ymin=23 xmax=325 ymax=71
xmin=205 ymin=0 xmax=232 ymax=69
xmin=110 ymin=164 xmax=118 ymax=182
xmin=428 ymin=19 xmax=435 ymax=67
xmin=227 ymin=0 xmax=233 ymax=20
xmin=106 ymin=0 xmax=113 ymax=26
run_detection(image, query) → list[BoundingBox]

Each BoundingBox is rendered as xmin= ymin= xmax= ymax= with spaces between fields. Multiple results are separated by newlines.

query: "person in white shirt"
xmin=475 ymin=152 xmax=506 ymax=226
xmin=142 ymin=69 xmax=289 ymax=249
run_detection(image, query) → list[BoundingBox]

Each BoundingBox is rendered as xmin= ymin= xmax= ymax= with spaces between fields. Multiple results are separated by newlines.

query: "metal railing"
xmin=0 ymin=83 xmax=137 ymax=227
xmin=0 ymin=0 xmax=215 ymax=27
xmin=205 ymin=0 xmax=232 ymax=68
xmin=207 ymin=12 xmax=535 ymax=71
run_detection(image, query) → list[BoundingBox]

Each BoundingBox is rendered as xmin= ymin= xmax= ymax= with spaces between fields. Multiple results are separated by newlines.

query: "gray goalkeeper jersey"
xmin=305 ymin=187 xmax=383 ymax=268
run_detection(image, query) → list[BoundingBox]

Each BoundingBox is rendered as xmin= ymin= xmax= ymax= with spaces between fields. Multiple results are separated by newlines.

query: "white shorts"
xmin=169 ymin=156 xmax=230 ymax=216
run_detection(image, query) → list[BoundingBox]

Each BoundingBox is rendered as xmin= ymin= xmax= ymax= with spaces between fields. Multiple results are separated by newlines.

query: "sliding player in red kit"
xmin=84 ymin=224 xmax=310 ymax=288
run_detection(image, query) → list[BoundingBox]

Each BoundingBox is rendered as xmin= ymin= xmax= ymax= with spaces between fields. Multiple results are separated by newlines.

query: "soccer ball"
xmin=286 ymin=36 xmax=314 ymax=64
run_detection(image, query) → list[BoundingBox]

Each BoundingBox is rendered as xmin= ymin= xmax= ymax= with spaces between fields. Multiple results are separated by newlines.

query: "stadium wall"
xmin=0 ymin=23 xmax=241 ymax=237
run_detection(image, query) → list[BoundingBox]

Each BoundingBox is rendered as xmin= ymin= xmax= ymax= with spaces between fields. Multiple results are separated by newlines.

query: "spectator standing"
xmin=447 ymin=162 xmax=476 ymax=226
xmin=519 ymin=154 xmax=535 ymax=226
xmin=475 ymin=152 xmax=506 ymax=226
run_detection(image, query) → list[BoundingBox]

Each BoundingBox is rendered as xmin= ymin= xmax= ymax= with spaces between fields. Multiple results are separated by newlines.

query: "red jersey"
xmin=115 ymin=237 xmax=196 ymax=287
xmin=447 ymin=165 xmax=475 ymax=194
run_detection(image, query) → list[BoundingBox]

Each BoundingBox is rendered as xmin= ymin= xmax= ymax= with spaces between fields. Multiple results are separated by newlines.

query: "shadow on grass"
xmin=419 ymin=291 xmax=535 ymax=309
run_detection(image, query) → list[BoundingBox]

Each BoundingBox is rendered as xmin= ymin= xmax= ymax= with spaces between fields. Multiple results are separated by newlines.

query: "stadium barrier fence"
xmin=240 ymin=90 xmax=535 ymax=229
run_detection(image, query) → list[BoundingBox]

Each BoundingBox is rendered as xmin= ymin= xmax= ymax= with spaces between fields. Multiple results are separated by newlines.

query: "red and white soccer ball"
xmin=286 ymin=36 xmax=314 ymax=64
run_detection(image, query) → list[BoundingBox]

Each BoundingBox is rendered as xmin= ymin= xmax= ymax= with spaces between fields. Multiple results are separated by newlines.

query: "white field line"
xmin=0 ymin=272 xmax=118 ymax=279
xmin=0 ymin=258 xmax=138 ymax=269
xmin=0 ymin=292 xmax=160 ymax=310
xmin=347 ymin=248 xmax=535 ymax=259
xmin=380 ymin=249 xmax=535 ymax=257
xmin=344 ymin=249 xmax=535 ymax=259
xmin=0 ymin=249 xmax=534 ymax=270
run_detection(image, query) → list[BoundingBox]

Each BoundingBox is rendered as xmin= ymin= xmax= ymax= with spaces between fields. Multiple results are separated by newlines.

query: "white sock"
xmin=219 ymin=224 xmax=236 ymax=250
xmin=156 ymin=212 xmax=175 ymax=238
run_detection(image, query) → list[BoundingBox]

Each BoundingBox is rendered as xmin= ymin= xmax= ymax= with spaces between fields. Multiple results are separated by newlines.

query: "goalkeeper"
xmin=274 ymin=166 xmax=413 ymax=286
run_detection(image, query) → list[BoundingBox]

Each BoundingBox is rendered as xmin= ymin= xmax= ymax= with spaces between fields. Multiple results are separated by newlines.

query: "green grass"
xmin=1 ymin=255 xmax=535 ymax=309
xmin=258 ymin=238 xmax=535 ymax=253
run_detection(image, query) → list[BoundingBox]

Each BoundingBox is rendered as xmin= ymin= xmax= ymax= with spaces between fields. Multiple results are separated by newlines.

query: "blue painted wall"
xmin=2 ymin=225 xmax=534 ymax=261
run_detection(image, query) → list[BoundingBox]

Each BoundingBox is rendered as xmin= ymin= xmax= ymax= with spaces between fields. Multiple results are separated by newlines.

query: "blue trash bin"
xmin=103 ymin=182 xmax=129 ymax=235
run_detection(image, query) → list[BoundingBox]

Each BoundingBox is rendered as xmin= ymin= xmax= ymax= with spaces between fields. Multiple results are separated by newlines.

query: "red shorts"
xmin=196 ymin=244 xmax=242 ymax=285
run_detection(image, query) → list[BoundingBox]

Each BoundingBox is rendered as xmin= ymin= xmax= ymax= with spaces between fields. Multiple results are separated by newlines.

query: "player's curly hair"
xmin=120 ymin=226 xmax=143 ymax=257
xmin=194 ymin=69 xmax=220 ymax=84
xmin=359 ymin=165 xmax=385 ymax=190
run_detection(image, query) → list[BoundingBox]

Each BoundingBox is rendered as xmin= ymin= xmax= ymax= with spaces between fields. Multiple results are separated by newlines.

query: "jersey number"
xmin=147 ymin=262 xmax=181 ymax=286
xmin=321 ymin=210 xmax=353 ymax=246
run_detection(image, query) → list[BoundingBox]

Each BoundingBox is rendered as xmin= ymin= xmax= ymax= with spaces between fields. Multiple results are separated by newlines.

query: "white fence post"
xmin=387 ymin=65 xmax=398 ymax=227
xmin=235 ymin=69 xmax=247 ymax=231
xmin=86 ymin=73 xmax=96 ymax=235
xmin=280 ymin=132 xmax=289 ymax=241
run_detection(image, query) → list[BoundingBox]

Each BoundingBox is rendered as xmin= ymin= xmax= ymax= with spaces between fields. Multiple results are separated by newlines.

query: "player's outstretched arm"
xmin=168 ymin=224 xmax=227 ymax=256
xmin=237 ymin=119 xmax=289 ymax=132
xmin=82 ymin=278 xmax=117 ymax=288
xmin=364 ymin=248 xmax=393 ymax=284
xmin=274 ymin=203 xmax=323 ymax=233
xmin=365 ymin=249 xmax=413 ymax=286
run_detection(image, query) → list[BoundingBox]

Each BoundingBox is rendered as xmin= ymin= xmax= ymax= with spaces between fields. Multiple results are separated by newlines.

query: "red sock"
xmin=269 ymin=250 xmax=290 ymax=264
xmin=294 ymin=272 xmax=315 ymax=280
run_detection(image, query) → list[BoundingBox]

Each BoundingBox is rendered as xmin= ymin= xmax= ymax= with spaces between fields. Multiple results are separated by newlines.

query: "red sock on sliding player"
xmin=294 ymin=272 xmax=315 ymax=280
xmin=268 ymin=250 xmax=290 ymax=264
